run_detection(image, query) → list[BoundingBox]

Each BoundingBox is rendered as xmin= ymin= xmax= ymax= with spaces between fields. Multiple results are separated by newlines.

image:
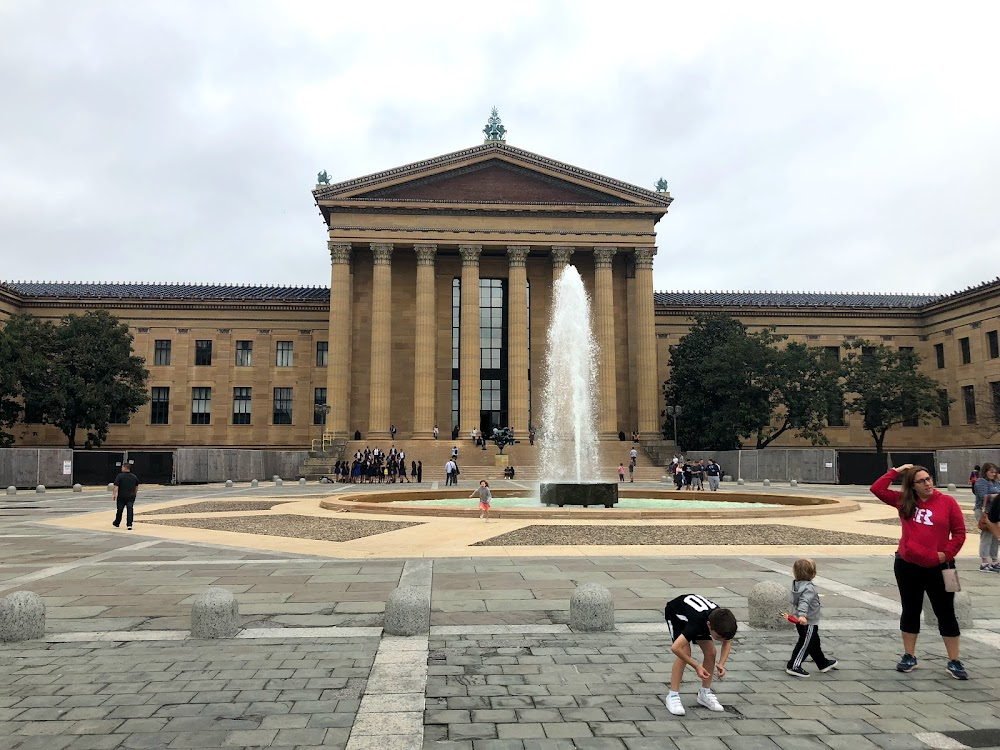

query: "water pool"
xmin=386 ymin=496 xmax=784 ymax=510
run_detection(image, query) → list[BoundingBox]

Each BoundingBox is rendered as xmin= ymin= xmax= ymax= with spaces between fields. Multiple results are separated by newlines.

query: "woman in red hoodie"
xmin=870 ymin=463 xmax=967 ymax=679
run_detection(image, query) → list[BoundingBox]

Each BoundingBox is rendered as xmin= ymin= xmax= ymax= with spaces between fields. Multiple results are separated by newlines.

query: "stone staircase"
xmin=299 ymin=437 xmax=669 ymax=483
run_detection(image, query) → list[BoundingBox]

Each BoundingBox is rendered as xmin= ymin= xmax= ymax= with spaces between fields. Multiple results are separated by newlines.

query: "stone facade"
xmin=1 ymin=142 xmax=998 ymax=451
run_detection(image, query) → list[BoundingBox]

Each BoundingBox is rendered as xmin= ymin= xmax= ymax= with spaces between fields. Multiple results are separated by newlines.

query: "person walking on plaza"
xmin=618 ymin=463 xmax=626 ymax=482
xmin=705 ymin=459 xmax=722 ymax=491
xmin=785 ymin=559 xmax=838 ymax=677
xmin=973 ymin=463 xmax=1000 ymax=572
xmin=472 ymin=480 xmax=492 ymax=522
xmin=444 ymin=458 xmax=455 ymax=486
xmin=416 ymin=460 xmax=423 ymax=483
xmin=628 ymin=459 xmax=635 ymax=482
xmin=433 ymin=424 xmax=439 ymax=440
xmin=112 ymin=461 xmax=140 ymax=531
xmin=870 ymin=463 xmax=968 ymax=679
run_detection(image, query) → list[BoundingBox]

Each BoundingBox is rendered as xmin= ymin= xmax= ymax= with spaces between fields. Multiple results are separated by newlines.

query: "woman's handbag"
xmin=942 ymin=562 xmax=961 ymax=593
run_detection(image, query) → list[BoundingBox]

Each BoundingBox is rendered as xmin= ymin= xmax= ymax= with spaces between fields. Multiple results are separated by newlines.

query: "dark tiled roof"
xmin=653 ymin=291 xmax=940 ymax=309
xmin=0 ymin=282 xmax=329 ymax=302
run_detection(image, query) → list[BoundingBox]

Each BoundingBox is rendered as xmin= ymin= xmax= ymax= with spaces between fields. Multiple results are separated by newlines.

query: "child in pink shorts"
xmin=472 ymin=480 xmax=492 ymax=522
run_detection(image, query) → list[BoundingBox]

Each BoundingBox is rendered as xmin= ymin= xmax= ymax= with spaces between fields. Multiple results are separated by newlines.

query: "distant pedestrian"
xmin=390 ymin=424 xmax=397 ymax=440
xmin=433 ymin=424 xmax=439 ymax=440
xmin=417 ymin=461 xmax=423 ymax=483
xmin=630 ymin=447 xmax=638 ymax=463
xmin=444 ymin=459 xmax=455 ymax=486
xmin=629 ymin=460 xmax=635 ymax=483
xmin=618 ymin=463 xmax=626 ymax=483
xmin=472 ymin=480 xmax=492 ymax=522
xmin=112 ymin=462 xmax=140 ymax=531
xmin=705 ymin=459 xmax=722 ymax=491
xmin=971 ymin=465 xmax=981 ymax=493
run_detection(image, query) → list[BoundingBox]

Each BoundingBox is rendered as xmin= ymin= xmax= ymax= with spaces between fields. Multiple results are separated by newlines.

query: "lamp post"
xmin=314 ymin=404 xmax=332 ymax=453
xmin=665 ymin=405 xmax=683 ymax=452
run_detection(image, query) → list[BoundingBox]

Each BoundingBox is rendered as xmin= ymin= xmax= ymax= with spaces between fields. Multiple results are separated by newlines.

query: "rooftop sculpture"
xmin=483 ymin=107 xmax=506 ymax=143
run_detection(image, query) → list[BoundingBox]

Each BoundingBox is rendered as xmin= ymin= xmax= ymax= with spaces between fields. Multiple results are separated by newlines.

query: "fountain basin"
xmin=540 ymin=482 xmax=618 ymax=508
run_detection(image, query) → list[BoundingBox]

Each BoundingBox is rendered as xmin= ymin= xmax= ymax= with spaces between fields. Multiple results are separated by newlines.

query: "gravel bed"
xmin=137 ymin=500 xmax=297 ymax=516
xmin=473 ymin=524 xmax=899 ymax=546
xmin=148 ymin=513 xmax=419 ymax=541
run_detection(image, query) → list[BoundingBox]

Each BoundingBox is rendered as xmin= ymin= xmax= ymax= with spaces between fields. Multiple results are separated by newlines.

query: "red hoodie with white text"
xmin=869 ymin=470 xmax=966 ymax=567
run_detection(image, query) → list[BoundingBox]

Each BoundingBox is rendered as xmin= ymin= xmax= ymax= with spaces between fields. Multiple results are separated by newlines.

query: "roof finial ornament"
xmin=655 ymin=178 xmax=669 ymax=192
xmin=483 ymin=107 xmax=506 ymax=143
xmin=316 ymin=170 xmax=331 ymax=185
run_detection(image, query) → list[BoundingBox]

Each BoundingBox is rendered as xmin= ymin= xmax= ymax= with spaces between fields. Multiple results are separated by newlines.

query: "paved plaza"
xmin=2 ymin=481 xmax=1000 ymax=749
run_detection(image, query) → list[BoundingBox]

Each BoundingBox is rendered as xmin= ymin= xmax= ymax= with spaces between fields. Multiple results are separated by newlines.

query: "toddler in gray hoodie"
xmin=786 ymin=559 xmax=838 ymax=677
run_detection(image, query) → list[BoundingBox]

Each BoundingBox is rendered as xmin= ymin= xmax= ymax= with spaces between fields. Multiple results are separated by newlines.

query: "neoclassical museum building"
xmin=2 ymin=136 xmax=999 ymax=453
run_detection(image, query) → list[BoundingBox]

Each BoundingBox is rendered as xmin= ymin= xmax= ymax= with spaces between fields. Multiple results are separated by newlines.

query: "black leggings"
xmin=894 ymin=555 xmax=960 ymax=637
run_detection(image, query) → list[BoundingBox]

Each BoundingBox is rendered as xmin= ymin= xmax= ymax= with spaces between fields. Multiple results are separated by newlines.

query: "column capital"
xmin=370 ymin=243 xmax=394 ymax=265
xmin=593 ymin=247 xmax=618 ymax=269
xmin=506 ymin=245 xmax=531 ymax=268
xmin=414 ymin=244 xmax=437 ymax=266
xmin=328 ymin=242 xmax=352 ymax=264
xmin=551 ymin=245 xmax=576 ymax=268
xmin=633 ymin=247 xmax=656 ymax=270
xmin=459 ymin=244 xmax=482 ymax=266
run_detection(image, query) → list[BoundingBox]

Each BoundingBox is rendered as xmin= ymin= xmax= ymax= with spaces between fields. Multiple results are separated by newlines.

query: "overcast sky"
xmin=2 ymin=1 xmax=998 ymax=295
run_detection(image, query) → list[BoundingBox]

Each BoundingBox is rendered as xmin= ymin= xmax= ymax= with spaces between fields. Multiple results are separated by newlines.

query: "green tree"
xmin=19 ymin=311 xmax=150 ymax=449
xmin=663 ymin=314 xmax=773 ymax=450
xmin=841 ymin=339 xmax=947 ymax=455
xmin=753 ymin=342 xmax=842 ymax=449
xmin=0 ymin=314 xmax=56 ymax=447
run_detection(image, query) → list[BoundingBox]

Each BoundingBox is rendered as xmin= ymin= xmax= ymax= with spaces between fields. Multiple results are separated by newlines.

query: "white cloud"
xmin=0 ymin=0 xmax=998 ymax=294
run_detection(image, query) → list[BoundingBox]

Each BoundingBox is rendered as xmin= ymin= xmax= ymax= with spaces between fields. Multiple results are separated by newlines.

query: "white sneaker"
xmin=480 ymin=513 xmax=484 ymax=519
xmin=697 ymin=689 xmax=724 ymax=712
xmin=665 ymin=693 xmax=685 ymax=716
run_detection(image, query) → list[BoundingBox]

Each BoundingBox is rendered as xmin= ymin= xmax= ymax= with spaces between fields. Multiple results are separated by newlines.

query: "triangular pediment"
xmin=361 ymin=160 xmax=624 ymax=204
xmin=313 ymin=142 xmax=672 ymax=208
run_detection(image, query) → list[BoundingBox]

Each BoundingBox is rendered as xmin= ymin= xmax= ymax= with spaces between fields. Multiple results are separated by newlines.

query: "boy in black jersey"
xmin=664 ymin=593 xmax=738 ymax=716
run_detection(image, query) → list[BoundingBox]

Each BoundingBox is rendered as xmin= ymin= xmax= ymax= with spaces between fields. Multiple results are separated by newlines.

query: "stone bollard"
xmin=107 ymin=483 xmax=114 ymax=492
xmin=737 ymin=478 xmax=744 ymax=485
xmin=790 ymin=480 xmax=798 ymax=488
xmin=570 ymin=582 xmax=615 ymax=632
xmin=225 ymin=480 xmax=233 ymax=488
xmin=250 ymin=479 xmax=258 ymax=487
xmin=72 ymin=484 xmax=82 ymax=492
xmin=275 ymin=478 xmax=283 ymax=487
xmin=947 ymin=483 xmax=957 ymax=491
xmin=723 ymin=475 xmax=733 ymax=482
xmin=6 ymin=486 xmax=15 ymax=496
xmin=298 ymin=478 xmax=306 ymax=485
xmin=0 ymin=591 xmax=46 ymax=642
xmin=661 ymin=475 xmax=670 ymax=484
xmin=272 ymin=475 xmax=280 ymax=482
xmin=749 ymin=581 xmax=793 ymax=630
xmin=762 ymin=479 xmax=770 ymax=487
xmin=924 ymin=591 xmax=972 ymax=630
xmin=35 ymin=485 xmax=45 ymax=494
xmin=384 ymin=586 xmax=430 ymax=636
xmin=190 ymin=588 xmax=240 ymax=639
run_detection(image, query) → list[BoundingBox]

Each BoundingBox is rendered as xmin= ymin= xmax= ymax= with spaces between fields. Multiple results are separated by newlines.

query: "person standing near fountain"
xmin=471 ymin=480 xmax=492 ymax=522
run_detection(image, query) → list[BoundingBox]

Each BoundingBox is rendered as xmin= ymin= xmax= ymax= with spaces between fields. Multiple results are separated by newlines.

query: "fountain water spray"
xmin=539 ymin=266 xmax=601 ymax=483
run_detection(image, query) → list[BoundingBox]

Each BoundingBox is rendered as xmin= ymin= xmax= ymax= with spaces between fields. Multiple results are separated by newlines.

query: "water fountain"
xmin=538 ymin=266 xmax=618 ymax=507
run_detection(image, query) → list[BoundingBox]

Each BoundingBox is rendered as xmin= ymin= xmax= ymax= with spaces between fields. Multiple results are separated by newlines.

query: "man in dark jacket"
xmin=112 ymin=462 xmax=140 ymax=530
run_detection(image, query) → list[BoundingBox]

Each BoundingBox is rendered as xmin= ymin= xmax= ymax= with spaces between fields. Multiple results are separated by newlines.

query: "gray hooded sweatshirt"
xmin=791 ymin=580 xmax=821 ymax=624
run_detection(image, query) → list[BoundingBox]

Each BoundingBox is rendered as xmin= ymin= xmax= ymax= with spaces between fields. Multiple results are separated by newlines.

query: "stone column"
xmin=459 ymin=245 xmax=482 ymax=436
xmin=368 ymin=243 xmax=393 ymax=438
xmin=593 ymin=247 xmax=618 ymax=438
xmin=412 ymin=244 xmax=437 ymax=438
xmin=326 ymin=243 xmax=352 ymax=438
xmin=506 ymin=246 xmax=530 ymax=435
xmin=551 ymin=245 xmax=576 ymax=280
xmin=633 ymin=247 xmax=659 ymax=438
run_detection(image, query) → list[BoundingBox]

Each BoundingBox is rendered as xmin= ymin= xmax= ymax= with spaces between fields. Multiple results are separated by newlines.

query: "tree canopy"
xmin=663 ymin=314 xmax=841 ymax=451
xmin=0 ymin=310 xmax=149 ymax=448
xmin=841 ymin=340 xmax=948 ymax=454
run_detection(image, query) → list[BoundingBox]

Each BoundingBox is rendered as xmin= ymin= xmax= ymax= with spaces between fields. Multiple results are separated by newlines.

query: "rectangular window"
xmin=153 ymin=340 xmax=171 ymax=366
xmin=273 ymin=387 xmax=293 ymax=424
xmin=992 ymin=381 xmax=1000 ymax=423
xmin=151 ymin=387 xmax=170 ymax=425
xmin=963 ymin=385 xmax=977 ymax=424
xmin=23 ymin=400 xmax=43 ymax=424
xmin=195 ymin=340 xmax=213 ymax=366
xmin=826 ymin=395 xmax=845 ymax=427
xmin=939 ymin=389 xmax=950 ymax=427
xmin=316 ymin=341 xmax=329 ymax=367
xmin=988 ymin=330 xmax=999 ymax=359
xmin=232 ymin=387 xmax=251 ymax=425
xmin=935 ymin=343 xmax=945 ymax=369
xmin=276 ymin=341 xmax=293 ymax=367
xmin=314 ymin=388 xmax=327 ymax=425
xmin=191 ymin=387 xmax=212 ymax=424
xmin=898 ymin=346 xmax=914 ymax=355
xmin=960 ymin=337 xmax=971 ymax=365
xmin=235 ymin=340 xmax=253 ymax=367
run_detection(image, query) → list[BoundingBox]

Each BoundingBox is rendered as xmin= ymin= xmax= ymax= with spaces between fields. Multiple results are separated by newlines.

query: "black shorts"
xmin=665 ymin=606 xmax=709 ymax=644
